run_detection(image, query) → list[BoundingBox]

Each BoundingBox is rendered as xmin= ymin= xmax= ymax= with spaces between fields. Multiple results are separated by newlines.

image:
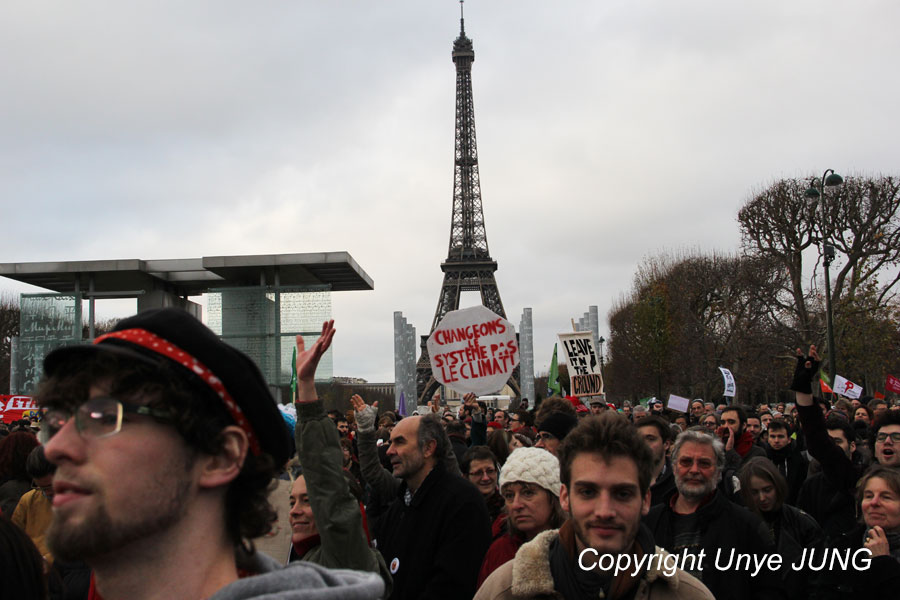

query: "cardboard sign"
xmin=427 ymin=305 xmax=519 ymax=395
xmin=558 ymin=332 xmax=604 ymax=398
xmin=667 ymin=394 xmax=690 ymax=413
xmin=833 ymin=375 xmax=862 ymax=399
xmin=0 ymin=395 xmax=39 ymax=424
xmin=719 ymin=367 xmax=736 ymax=397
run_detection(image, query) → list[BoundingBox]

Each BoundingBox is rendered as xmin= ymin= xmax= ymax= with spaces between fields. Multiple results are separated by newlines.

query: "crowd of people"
xmin=1 ymin=310 xmax=899 ymax=599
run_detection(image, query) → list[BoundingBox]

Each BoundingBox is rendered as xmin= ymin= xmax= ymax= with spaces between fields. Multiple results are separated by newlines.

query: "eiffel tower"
xmin=416 ymin=7 xmax=520 ymax=404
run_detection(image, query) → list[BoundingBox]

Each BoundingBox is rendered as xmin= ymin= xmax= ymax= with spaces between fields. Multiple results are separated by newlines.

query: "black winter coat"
xmin=644 ymin=490 xmax=787 ymax=600
xmin=816 ymin=524 xmax=900 ymax=599
xmin=372 ymin=461 xmax=491 ymax=600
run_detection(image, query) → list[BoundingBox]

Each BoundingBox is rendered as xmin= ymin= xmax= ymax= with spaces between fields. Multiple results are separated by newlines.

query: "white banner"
xmin=558 ymin=331 xmax=604 ymax=397
xmin=719 ymin=367 xmax=736 ymax=397
xmin=833 ymin=375 xmax=862 ymax=399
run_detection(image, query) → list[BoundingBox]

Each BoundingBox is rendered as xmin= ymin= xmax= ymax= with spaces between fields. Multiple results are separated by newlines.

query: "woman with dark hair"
xmin=0 ymin=516 xmax=48 ymax=600
xmin=738 ymin=456 xmax=824 ymax=599
xmin=486 ymin=429 xmax=510 ymax=467
xmin=0 ymin=430 xmax=40 ymax=517
xmin=476 ymin=447 xmax=566 ymax=588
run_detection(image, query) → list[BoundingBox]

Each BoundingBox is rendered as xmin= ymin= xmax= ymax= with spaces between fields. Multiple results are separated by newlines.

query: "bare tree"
xmin=738 ymin=175 xmax=900 ymax=351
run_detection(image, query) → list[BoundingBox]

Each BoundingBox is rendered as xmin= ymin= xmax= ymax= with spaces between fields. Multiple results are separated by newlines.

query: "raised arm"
xmin=790 ymin=345 xmax=853 ymax=480
xmin=294 ymin=322 xmax=381 ymax=573
xmin=351 ymin=394 xmax=402 ymax=499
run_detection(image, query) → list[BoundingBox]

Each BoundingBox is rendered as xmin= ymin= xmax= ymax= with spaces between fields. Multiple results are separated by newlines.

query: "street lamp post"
xmin=598 ymin=335 xmax=606 ymax=374
xmin=805 ymin=169 xmax=844 ymax=382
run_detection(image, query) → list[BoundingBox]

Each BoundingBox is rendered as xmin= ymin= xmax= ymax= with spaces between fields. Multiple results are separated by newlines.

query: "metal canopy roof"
xmin=0 ymin=252 xmax=374 ymax=297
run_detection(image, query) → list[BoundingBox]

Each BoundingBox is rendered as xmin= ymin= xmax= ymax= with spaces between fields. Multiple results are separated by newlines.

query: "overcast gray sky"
xmin=2 ymin=1 xmax=898 ymax=384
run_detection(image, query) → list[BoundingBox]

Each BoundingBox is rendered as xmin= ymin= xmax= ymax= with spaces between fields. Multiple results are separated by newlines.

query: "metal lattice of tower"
xmin=416 ymin=9 xmax=520 ymax=403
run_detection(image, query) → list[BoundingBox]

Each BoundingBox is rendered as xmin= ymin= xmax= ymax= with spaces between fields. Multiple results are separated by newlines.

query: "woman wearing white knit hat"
xmin=476 ymin=447 xmax=566 ymax=588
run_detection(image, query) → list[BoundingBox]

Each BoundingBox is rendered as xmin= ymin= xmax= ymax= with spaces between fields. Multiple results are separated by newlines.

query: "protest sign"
xmin=558 ymin=331 xmax=604 ymax=397
xmin=833 ymin=375 xmax=862 ymax=399
xmin=667 ymin=394 xmax=690 ymax=413
xmin=0 ymin=395 xmax=39 ymax=423
xmin=718 ymin=367 xmax=736 ymax=397
xmin=427 ymin=305 xmax=519 ymax=395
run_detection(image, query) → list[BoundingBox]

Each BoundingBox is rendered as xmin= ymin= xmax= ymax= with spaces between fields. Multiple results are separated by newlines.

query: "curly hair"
xmin=0 ymin=431 xmax=40 ymax=482
xmin=558 ymin=413 xmax=655 ymax=495
xmin=535 ymin=396 xmax=576 ymax=429
xmin=36 ymin=350 xmax=279 ymax=547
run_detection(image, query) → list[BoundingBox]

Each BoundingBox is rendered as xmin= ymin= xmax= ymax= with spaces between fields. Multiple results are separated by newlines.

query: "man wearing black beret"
xmin=37 ymin=308 xmax=382 ymax=600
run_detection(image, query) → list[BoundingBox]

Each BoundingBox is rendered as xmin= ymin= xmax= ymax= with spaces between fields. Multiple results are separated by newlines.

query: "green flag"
xmin=548 ymin=343 xmax=562 ymax=397
xmin=819 ymin=369 xmax=831 ymax=386
xmin=290 ymin=344 xmax=298 ymax=403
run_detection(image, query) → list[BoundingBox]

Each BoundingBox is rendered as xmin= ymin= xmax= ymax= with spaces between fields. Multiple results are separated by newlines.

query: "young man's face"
xmin=875 ymin=424 xmax=900 ymax=467
xmin=493 ymin=411 xmax=508 ymax=429
xmin=336 ymin=420 xmax=349 ymax=436
xmin=637 ymin=424 xmax=669 ymax=467
xmin=767 ymin=428 xmax=790 ymax=451
xmin=721 ymin=410 xmax=743 ymax=437
xmin=44 ymin=385 xmax=198 ymax=562
xmin=760 ymin=413 xmax=773 ymax=428
xmin=745 ymin=417 xmax=761 ymax=441
xmin=827 ymin=428 xmax=855 ymax=460
xmin=560 ymin=453 xmax=649 ymax=556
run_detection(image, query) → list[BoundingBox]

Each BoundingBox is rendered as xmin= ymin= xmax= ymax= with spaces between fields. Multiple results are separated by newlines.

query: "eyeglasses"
xmin=469 ymin=468 xmax=497 ymax=478
xmin=40 ymin=396 xmax=174 ymax=444
xmin=677 ymin=456 xmax=715 ymax=470
xmin=537 ymin=432 xmax=557 ymax=442
xmin=508 ymin=417 xmax=521 ymax=423
xmin=876 ymin=432 xmax=900 ymax=443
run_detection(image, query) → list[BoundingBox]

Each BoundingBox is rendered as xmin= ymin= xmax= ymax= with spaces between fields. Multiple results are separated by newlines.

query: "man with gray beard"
xmin=643 ymin=430 xmax=786 ymax=600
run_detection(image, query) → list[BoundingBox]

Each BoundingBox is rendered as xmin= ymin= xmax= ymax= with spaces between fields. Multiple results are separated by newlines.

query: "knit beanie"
xmin=537 ymin=411 xmax=578 ymax=441
xmin=499 ymin=447 xmax=561 ymax=497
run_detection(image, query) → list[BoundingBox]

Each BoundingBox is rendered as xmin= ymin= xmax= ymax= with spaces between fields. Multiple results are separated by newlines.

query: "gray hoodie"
xmin=211 ymin=551 xmax=384 ymax=600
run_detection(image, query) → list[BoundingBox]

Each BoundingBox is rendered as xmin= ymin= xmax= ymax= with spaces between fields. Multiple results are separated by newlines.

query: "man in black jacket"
xmin=644 ymin=429 xmax=786 ymax=600
xmin=636 ymin=415 xmax=675 ymax=506
xmin=765 ymin=419 xmax=808 ymax=506
xmin=367 ymin=413 xmax=491 ymax=600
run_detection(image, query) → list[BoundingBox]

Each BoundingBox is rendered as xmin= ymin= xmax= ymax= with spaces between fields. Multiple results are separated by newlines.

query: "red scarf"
xmin=734 ymin=430 xmax=756 ymax=457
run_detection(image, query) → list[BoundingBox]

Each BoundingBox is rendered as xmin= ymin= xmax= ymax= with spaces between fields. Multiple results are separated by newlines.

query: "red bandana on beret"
xmin=94 ymin=328 xmax=262 ymax=456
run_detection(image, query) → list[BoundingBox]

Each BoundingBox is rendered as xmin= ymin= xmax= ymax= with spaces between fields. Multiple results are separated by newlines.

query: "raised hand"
xmin=295 ymin=320 xmax=335 ymax=403
xmin=351 ymin=394 xmax=378 ymax=433
xmin=790 ymin=344 xmax=820 ymax=394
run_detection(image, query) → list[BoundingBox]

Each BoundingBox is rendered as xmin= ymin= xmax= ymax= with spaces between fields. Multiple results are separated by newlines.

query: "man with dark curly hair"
xmin=36 ymin=308 xmax=382 ymax=600
xmin=476 ymin=413 xmax=713 ymax=600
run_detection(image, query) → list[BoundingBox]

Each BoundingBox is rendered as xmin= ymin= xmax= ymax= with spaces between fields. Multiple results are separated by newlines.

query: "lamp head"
xmin=824 ymin=172 xmax=844 ymax=187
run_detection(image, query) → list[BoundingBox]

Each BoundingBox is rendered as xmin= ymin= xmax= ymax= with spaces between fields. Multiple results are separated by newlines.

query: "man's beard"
xmin=48 ymin=466 xmax=194 ymax=562
xmin=675 ymin=471 xmax=718 ymax=501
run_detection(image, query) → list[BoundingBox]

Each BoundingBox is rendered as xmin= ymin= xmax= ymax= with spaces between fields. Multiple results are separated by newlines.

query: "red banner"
xmin=0 ymin=395 xmax=39 ymax=423
xmin=886 ymin=375 xmax=900 ymax=395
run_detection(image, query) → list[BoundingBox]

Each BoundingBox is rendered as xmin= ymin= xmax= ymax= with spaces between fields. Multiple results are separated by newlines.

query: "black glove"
xmin=790 ymin=351 xmax=819 ymax=394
